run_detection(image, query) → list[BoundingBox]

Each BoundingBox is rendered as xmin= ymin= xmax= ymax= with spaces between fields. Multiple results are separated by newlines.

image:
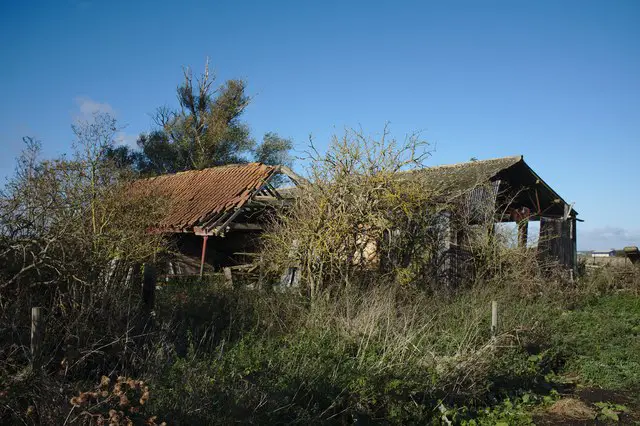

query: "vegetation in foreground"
xmin=2 ymin=264 xmax=638 ymax=425
xmin=1 ymin=117 xmax=639 ymax=424
xmin=140 ymin=267 xmax=639 ymax=425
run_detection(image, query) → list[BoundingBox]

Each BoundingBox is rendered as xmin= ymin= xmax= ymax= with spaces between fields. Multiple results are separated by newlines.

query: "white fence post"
xmin=491 ymin=300 xmax=498 ymax=338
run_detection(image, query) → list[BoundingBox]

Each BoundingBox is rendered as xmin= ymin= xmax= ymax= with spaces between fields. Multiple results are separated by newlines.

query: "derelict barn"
xmin=133 ymin=156 xmax=578 ymax=285
xmin=132 ymin=163 xmax=300 ymax=276
xmin=407 ymin=155 xmax=579 ymax=286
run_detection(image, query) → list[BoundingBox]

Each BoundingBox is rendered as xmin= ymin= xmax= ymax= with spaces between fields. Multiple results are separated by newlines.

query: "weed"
xmin=551 ymin=294 xmax=640 ymax=389
xmin=594 ymin=401 xmax=630 ymax=422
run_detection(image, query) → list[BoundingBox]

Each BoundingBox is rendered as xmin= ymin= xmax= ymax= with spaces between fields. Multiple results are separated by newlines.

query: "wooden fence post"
xmin=491 ymin=300 xmax=498 ymax=338
xmin=258 ymin=255 xmax=264 ymax=289
xmin=223 ymin=267 xmax=233 ymax=287
xmin=142 ymin=263 xmax=156 ymax=312
xmin=280 ymin=239 xmax=300 ymax=287
xmin=31 ymin=307 xmax=44 ymax=370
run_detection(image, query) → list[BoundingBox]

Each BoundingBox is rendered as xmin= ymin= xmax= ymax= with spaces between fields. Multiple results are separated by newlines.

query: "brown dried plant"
xmin=0 ymin=114 xmax=168 ymax=422
xmin=69 ymin=375 xmax=164 ymax=425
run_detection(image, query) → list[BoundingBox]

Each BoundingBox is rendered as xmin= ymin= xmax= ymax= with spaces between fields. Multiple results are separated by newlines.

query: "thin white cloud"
xmin=73 ymin=96 xmax=116 ymax=122
xmin=115 ymin=131 xmax=138 ymax=148
xmin=578 ymin=226 xmax=640 ymax=250
xmin=72 ymin=97 xmax=139 ymax=148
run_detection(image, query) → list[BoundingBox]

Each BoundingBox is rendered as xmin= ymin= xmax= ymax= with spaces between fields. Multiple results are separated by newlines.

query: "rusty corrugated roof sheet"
xmin=133 ymin=163 xmax=276 ymax=233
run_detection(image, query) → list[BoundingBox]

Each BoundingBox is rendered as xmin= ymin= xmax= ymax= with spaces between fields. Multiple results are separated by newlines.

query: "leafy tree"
xmin=109 ymin=61 xmax=293 ymax=175
xmin=255 ymin=132 xmax=293 ymax=166
xmin=135 ymin=130 xmax=187 ymax=174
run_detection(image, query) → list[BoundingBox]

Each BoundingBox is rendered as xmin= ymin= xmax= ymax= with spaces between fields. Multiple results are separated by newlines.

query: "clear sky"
xmin=1 ymin=0 xmax=638 ymax=250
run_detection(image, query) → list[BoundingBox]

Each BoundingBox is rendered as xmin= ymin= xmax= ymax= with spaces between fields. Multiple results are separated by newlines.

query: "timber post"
xmin=511 ymin=207 xmax=530 ymax=248
xmin=491 ymin=300 xmax=498 ymax=339
xmin=223 ymin=267 xmax=233 ymax=287
xmin=517 ymin=220 xmax=528 ymax=248
xmin=280 ymin=239 xmax=300 ymax=287
xmin=31 ymin=307 xmax=44 ymax=370
xmin=199 ymin=235 xmax=209 ymax=277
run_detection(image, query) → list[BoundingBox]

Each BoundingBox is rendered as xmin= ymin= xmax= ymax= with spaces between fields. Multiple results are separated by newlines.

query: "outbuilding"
xmin=133 ymin=155 xmax=579 ymax=283
xmin=592 ymin=250 xmax=616 ymax=258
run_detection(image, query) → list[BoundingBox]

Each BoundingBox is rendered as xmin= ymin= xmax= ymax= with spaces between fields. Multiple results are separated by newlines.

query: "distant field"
xmin=579 ymin=254 xmax=633 ymax=267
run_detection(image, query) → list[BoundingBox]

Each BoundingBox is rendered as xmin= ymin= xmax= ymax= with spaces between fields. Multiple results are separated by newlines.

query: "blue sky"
xmin=1 ymin=0 xmax=638 ymax=249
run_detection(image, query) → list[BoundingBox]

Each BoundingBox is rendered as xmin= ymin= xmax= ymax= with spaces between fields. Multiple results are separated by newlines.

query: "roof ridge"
xmin=138 ymin=162 xmax=272 ymax=181
xmin=425 ymin=155 xmax=522 ymax=171
xmin=176 ymin=162 xmax=267 ymax=173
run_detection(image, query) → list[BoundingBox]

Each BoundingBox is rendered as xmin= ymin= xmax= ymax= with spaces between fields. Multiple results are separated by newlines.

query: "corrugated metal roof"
xmin=133 ymin=163 xmax=276 ymax=233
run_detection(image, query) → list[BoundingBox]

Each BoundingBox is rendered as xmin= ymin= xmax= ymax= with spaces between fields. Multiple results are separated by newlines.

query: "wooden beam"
xmin=563 ymin=202 xmax=574 ymax=220
xmin=223 ymin=267 xmax=233 ymax=287
xmin=31 ymin=307 xmax=44 ymax=370
xmin=194 ymin=208 xmax=244 ymax=236
xmin=518 ymin=220 xmax=528 ymax=248
xmin=215 ymin=207 xmax=245 ymax=236
xmin=142 ymin=263 xmax=156 ymax=311
xmin=229 ymin=223 xmax=263 ymax=231
xmin=199 ymin=235 xmax=208 ymax=277
xmin=248 ymin=196 xmax=292 ymax=207
xmin=276 ymin=165 xmax=308 ymax=186
xmin=253 ymin=195 xmax=279 ymax=202
xmin=195 ymin=211 xmax=229 ymax=235
xmin=263 ymin=181 xmax=282 ymax=199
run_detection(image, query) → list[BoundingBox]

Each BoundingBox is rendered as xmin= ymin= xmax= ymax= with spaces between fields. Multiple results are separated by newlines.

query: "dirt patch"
xmin=549 ymin=398 xmax=596 ymax=419
xmin=579 ymin=388 xmax=640 ymax=424
xmin=534 ymin=388 xmax=640 ymax=425
xmin=534 ymin=414 xmax=594 ymax=426
xmin=534 ymin=398 xmax=596 ymax=425
xmin=576 ymin=388 xmax=633 ymax=406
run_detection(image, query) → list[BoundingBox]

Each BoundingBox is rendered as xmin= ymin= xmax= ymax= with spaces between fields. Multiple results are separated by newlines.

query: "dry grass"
xmin=581 ymin=254 xmax=632 ymax=267
xmin=546 ymin=398 xmax=595 ymax=420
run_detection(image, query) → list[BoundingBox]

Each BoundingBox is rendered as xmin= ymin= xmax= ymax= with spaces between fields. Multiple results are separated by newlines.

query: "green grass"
xmin=553 ymin=294 xmax=640 ymax=389
xmin=8 ymin=273 xmax=631 ymax=424
xmin=145 ymin=278 xmax=640 ymax=424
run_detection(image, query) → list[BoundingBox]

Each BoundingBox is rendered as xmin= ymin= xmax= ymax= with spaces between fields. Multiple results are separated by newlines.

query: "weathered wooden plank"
xmin=229 ymin=223 xmax=264 ymax=231
xmin=31 ymin=307 xmax=44 ymax=370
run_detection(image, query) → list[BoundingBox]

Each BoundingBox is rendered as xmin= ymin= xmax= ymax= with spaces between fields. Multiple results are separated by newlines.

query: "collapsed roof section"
xmin=131 ymin=163 xmax=300 ymax=236
xmin=133 ymin=155 xmax=576 ymax=236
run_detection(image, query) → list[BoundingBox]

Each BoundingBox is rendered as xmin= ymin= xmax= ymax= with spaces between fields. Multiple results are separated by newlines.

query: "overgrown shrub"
xmin=144 ymin=278 xmax=569 ymax=424
xmin=0 ymin=114 xmax=167 ymax=423
xmin=261 ymin=126 xmax=457 ymax=297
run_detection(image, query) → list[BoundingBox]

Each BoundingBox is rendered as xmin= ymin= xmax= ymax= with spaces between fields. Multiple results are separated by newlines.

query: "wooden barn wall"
xmin=458 ymin=180 xmax=501 ymax=224
xmin=438 ymin=245 xmax=474 ymax=290
xmin=158 ymin=232 xmax=262 ymax=276
xmin=437 ymin=181 xmax=500 ymax=288
xmin=538 ymin=217 xmax=577 ymax=270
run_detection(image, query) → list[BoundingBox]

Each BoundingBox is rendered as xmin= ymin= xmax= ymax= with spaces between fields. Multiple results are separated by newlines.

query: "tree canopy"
xmin=108 ymin=61 xmax=292 ymax=176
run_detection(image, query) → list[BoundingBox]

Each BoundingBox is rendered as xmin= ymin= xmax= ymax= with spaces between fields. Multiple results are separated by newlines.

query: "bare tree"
xmin=0 ymin=113 xmax=166 ymax=390
xmin=261 ymin=125 xmax=450 ymax=297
